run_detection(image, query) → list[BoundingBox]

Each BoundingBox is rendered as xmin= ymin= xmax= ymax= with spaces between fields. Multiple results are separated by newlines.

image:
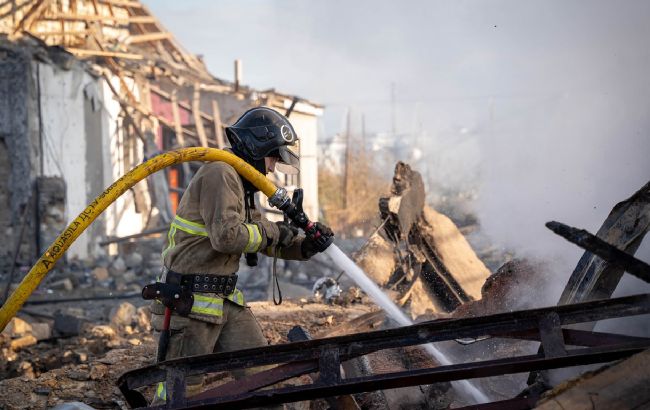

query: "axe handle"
xmin=156 ymin=307 xmax=172 ymax=363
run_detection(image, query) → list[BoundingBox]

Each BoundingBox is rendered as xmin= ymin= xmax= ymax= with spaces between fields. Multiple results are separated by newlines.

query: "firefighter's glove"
xmin=275 ymin=221 xmax=299 ymax=248
xmin=301 ymin=222 xmax=334 ymax=259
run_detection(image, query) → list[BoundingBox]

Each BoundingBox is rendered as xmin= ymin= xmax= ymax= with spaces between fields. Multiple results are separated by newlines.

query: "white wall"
xmin=288 ymin=110 xmax=320 ymax=221
xmin=38 ymin=62 xmax=91 ymax=259
xmin=100 ymin=75 xmax=148 ymax=247
xmin=38 ymin=62 xmax=149 ymax=259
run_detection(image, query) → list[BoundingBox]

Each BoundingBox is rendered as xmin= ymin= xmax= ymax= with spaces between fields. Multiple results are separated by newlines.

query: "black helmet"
xmin=225 ymin=107 xmax=300 ymax=174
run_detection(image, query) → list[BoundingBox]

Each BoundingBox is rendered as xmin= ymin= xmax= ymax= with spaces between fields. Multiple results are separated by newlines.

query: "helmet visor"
xmin=276 ymin=145 xmax=300 ymax=174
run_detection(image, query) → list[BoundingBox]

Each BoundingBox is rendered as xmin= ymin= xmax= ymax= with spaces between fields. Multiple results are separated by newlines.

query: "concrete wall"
xmin=100 ymin=76 xmax=148 ymax=244
xmin=37 ymin=63 xmax=149 ymax=258
xmin=0 ymin=46 xmax=41 ymax=266
xmin=284 ymin=110 xmax=320 ymax=221
xmin=37 ymin=62 xmax=91 ymax=258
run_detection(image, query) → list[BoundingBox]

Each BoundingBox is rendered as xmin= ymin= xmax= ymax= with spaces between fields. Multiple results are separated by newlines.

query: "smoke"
xmin=476 ymin=92 xmax=650 ymax=303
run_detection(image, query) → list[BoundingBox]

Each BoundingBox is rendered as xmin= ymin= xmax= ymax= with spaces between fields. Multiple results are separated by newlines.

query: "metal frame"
xmin=117 ymin=293 xmax=650 ymax=409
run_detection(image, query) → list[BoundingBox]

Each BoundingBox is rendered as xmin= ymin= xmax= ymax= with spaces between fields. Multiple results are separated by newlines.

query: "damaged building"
xmin=0 ymin=2 xmax=649 ymax=410
xmin=0 ymin=0 xmax=322 ymax=267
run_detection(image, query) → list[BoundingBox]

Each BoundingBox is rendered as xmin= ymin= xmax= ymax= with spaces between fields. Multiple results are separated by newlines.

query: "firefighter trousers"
xmin=150 ymin=299 xmax=270 ymax=404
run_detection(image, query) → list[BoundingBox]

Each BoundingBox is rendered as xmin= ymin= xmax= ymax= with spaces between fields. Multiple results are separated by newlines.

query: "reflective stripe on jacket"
xmin=159 ymin=161 xmax=303 ymax=324
xmin=162 ymin=161 xmax=284 ymax=276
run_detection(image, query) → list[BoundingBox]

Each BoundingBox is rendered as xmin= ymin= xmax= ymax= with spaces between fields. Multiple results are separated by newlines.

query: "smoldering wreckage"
xmin=0 ymin=2 xmax=649 ymax=410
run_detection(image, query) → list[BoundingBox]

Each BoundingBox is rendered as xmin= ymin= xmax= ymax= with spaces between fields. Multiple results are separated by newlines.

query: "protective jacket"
xmin=157 ymin=160 xmax=305 ymax=323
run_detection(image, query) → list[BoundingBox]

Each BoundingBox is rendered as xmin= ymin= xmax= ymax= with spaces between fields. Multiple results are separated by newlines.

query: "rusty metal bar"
xmin=500 ymin=328 xmax=649 ymax=347
xmin=118 ymin=293 xmax=650 ymax=408
xmin=150 ymin=344 xmax=648 ymax=409
xmin=453 ymin=397 xmax=538 ymax=410
xmin=547 ymin=221 xmax=650 ymax=284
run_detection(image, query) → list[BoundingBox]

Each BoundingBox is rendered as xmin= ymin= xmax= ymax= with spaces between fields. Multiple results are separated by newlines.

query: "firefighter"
xmin=149 ymin=107 xmax=333 ymax=402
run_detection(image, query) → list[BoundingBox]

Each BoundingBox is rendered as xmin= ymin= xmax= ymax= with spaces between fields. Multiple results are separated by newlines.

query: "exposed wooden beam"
xmin=98 ymin=0 xmax=141 ymax=7
xmin=211 ymin=99 xmax=226 ymax=148
xmin=43 ymin=13 xmax=156 ymax=24
xmin=124 ymin=31 xmax=172 ymax=44
xmin=89 ymin=34 xmax=141 ymax=108
xmin=170 ymin=90 xmax=186 ymax=147
xmin=135 ymin=2 xmax=209 ymax=76
xmin=192 ymin=83 xmax=208 ymax=147
xmin=102 ymin=72 xmax=145 ymax=142
xmin=150 ymin=85 xmax=214 ymax=123
xmin=13 ymin=0 xmax=51 ymax=35
xmin=0 ymin=0 xmax=31 ymax=22
xmin=66 ymin=47 xmax=143 ymax=60
xmin=32 ymin=29 xmax=93 ymax=37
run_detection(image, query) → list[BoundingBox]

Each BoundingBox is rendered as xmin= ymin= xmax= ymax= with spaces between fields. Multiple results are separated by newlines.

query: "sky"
xmin=146 ymin=0 xmax=650 ymax=302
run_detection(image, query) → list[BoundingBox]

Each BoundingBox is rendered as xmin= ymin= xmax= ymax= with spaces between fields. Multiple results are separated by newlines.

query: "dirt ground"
xmin=0 ymin=299 xmax=376 ymax=410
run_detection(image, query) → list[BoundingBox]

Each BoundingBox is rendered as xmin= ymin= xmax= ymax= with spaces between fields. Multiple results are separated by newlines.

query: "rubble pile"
xmin=451 ymin=258 xmax=546 ymax=318
xmin=0 ymin=167 xmax=646 ymax=410
xmin=0 ymin=300 xmax=377 ymax=409
xmin=353 ymin=162 xmax=492 ymax=318
xmin=0 ymin=302 xmax=154 ymax=381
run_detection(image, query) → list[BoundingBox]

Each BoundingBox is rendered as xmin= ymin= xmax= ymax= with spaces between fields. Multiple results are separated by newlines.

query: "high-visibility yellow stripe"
xmin=161 ymin=225 xmax=177 ymax=258
xmin=243 ymin=223 xmax=262 ymax=252
xmin=156 ymin=382 xmax=166 ymax=400
xmin=188 ymin=290 xmax=245 ymax=314
xmin=171 ymin=215 xmax=208 ymax=237
xmin=171 ymin=222 xmax=208 ymax=237
xmin=227 ymin=289 xmax=245 ymax=306
xmin=192 ymin=306 xmax=223 ymax=315
xmin=174 ymin=215 xmax=206 ymax=229
xmin=191 ymin=294 xmax=225 ymax=316
xmin=243 ymin=224 xmax=255 ymax=252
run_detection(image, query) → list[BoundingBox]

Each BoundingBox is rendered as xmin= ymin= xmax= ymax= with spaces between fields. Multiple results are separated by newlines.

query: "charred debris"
xmin=0 ymin=1 xmax=648 ymax=409
xmin=1 ymin=160 xmax=649 ymax=410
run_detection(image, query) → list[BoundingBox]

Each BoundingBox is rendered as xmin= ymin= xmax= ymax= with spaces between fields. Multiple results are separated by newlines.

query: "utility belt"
xmin=141 ymin=268 xmax=238 ymax=316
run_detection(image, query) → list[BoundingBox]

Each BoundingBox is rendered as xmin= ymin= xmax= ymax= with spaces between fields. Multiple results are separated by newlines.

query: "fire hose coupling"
xmin=270 ymin=187 xmax=334 ymax=252
xmin=268 ymin=187 xmax=291 ymax=210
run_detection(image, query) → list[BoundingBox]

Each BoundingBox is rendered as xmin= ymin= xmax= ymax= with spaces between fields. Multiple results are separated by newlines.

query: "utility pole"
xmin=343 ymin=108 xmax=352 ymax=209
xmin=391 ymin=82 xmax=396 ymax=136
xmin=361 ymin=112 xmax=366 ymax=153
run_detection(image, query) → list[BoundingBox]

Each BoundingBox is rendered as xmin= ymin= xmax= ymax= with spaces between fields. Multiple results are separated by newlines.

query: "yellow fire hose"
xmin=0 ymin=148 xmax=279 ymax=332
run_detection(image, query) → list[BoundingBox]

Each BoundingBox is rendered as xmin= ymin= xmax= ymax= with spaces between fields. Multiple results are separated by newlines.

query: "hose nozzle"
xmin=269 ymin=188 xmax=334 ymax=252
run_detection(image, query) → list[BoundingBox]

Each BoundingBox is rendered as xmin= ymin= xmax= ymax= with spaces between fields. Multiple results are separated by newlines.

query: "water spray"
xmin=270 ymin=187 xmax=489 ymax=404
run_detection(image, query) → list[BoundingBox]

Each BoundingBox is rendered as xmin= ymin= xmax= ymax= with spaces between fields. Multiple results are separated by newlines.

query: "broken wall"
xmin=0 ymin=44 xmax=41 ymax=267
xmin=0 ymin=42 xmax=153 ymax=264
xmin=36 ymin=61 xmax=150 ymax=258
xmin=37 ymin=61 xmax=95 ymax=258
xmin=281 ymin=105 xmax=321 ymax=221
xmin=100 ymin=75 xmax=149 ymax=247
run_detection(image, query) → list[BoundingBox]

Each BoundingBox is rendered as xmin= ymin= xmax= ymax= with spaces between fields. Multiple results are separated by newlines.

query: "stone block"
xmin=91 ymin=267 xmax=109 ymax=281
xmin=109 ymin=302 xmax=136 ymax=328
xmin=124 ymin=252 xmax=143 ymax=269
xmin=110 ymin=257 xmax=126 ymax=274
xmin=30 ymin=322 xmax=52 ymax=340
xmin=53 ymin=312 xmax=86 ymax=336
xmin=135 ymin=306 xmax=151 ymax=332
xmin=10 ymin=334 xmax=37 ymax=350
xmin=49 ymin=278 xmax=74 ymax=291
xmin=2 ymin=317 xmax=32 ymax=338
xmin=88 ymin=325 xmax=116 ymax=340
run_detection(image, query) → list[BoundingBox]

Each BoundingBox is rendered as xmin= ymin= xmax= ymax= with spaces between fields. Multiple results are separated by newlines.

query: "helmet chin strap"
xmin=231 ymin=144 xmax=266 ymax=193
